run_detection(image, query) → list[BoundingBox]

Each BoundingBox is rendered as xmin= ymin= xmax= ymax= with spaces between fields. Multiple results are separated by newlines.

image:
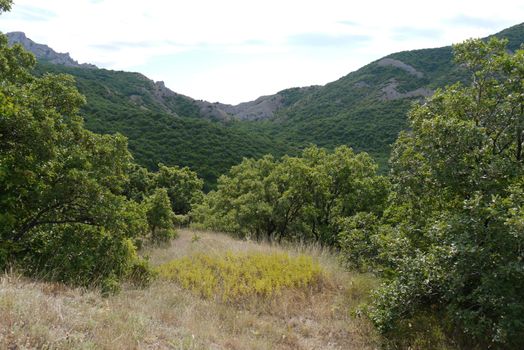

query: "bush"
xmin=0 ymin=30 xmax=153 ymax=291
xmin=192 ymin=146 xmax=388 ymax=245
xmin=366 ymin=38 xmax=524 ymax=347
xmin=20 ymin=224 xmax=147 ymax=288
xmin=338 ymin=212 xmax=381 ymax=271
xmin=156 ymin=252 xmax=324 ymax=302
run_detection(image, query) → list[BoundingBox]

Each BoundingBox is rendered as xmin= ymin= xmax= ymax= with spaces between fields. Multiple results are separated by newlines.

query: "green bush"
xmin=0 ymin=30 xmax=153 ymax=290
xmin=193 ymin=145 xmax=388 ymax=245
xmin=20 ymin=225 xmax=144 ymax=287
xmin=144 ymin=188 xmax=177 ymax=244
xmin=338 ymin=212 xmax=381 ymax=271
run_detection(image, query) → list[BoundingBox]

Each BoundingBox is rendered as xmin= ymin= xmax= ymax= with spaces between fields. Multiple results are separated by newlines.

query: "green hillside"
xmin=27 ymin=23 xmax=524 ymax=181
xmin=33 ymin=63 xmax=293 ymax=189
xmin=250 ymin=22 xmax=524 ymax=167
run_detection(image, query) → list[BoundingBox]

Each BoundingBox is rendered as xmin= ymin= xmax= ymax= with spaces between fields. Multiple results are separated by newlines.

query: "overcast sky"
xmin=1 ymin=0 xmax=523 ymax=104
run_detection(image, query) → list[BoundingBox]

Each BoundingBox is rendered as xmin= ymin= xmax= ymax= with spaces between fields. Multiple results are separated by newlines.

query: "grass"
xmin=0 ymin=229 xmax=381 ymax=349
xmin=156 ymin=252 xmax=324 ymax=301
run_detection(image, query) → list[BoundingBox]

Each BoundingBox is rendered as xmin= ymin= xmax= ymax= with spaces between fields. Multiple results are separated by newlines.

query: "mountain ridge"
xmin=7 ymin=31 xmax=307 ymax=121
xmin=5 ymin=23 xmax=523 ymax=185
xmin=6 ymin=31 xmax=97 ymax=69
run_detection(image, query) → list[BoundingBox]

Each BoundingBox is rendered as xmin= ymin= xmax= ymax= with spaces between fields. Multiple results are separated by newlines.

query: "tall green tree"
xmin=368 ymin=38 xmax=524 ymax=347
xmin=0 ymin=19 xmax=150 ymax=287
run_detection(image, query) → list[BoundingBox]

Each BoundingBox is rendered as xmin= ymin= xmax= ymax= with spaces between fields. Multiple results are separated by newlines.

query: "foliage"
xmin=21 ymin=226 xmax=139 ymax=289
xmin=144 ymin=188 xmax=176 ymax=244
xmin=28 ymin=24 xmax=524 ymax=187
xmin=193 ymin=145 xmax=388 ymax=245
xmin=155 ymin=163 xmax=204 ymax=215
xmin=365 ymin=38 xmax=524 ymax=347
xmin=123 ymin=162 xmax=203 ymax=222
xmin=0 ymin=28 xmax=152 ymax=287
xmin=0 ymin=0 xmax=12 ymax=13
xmin=123 ymin=163 xmax=156 ymax=202
xmin=338 ymin=212 xmax=381 ymax=271
xmin=156 ymin=252 xmax=323 ymax=302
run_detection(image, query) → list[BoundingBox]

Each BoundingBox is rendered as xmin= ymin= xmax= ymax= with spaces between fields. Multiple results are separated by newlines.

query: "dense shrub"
xmin=144 ymin=188 xmax=177 ymax=244
xmin=155 ymin=164 xmax=204 ymax=215
xmin=338 ymin=212 xmax=381 ymax=271
xmin=364 ymin=38 xmax=524 ymax=347
xmin=0 ymin=30 xmax=153 ymax=288
xmin=192 ymin=145 xmax=389 ymax=245
xmin=21 ymin=225 xmax=140 ymax=288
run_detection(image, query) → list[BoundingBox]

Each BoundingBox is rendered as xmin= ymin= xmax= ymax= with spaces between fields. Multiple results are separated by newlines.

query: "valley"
xmin=9 ymin=23 xmax=524 ymax=187
xmin=2 ymin=1 xmax=524 ymax=347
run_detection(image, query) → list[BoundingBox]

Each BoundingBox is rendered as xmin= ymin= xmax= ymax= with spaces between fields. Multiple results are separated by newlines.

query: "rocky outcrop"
xmin=377 ymin=58 xmax=423 ymax=78
xmin=6 ymin=32 xmax=96 ymax=69
xmin=196 ymin=87 xmax=317 ymax=121
xmin=380 ymin=79 xmax=433 ymax=101
xmin=205 ymin=94 xmax=285 ymax=121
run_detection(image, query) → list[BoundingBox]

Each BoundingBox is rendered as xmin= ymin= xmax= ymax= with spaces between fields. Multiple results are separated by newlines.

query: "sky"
xmin=1 ymin=1 xmax=523 ymax=104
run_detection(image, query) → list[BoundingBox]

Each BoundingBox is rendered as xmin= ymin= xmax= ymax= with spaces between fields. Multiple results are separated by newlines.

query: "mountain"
xmin=6 ymin=23 xmax=524 ymax=184
xmin=248 ymin=22 xmax=524 ymax=165
xmin=6 ymin=32 xmax=97 ymax=69
xmin=6 ymin=31 xmax=303 ymax=122
xmin=28 ymin=60 xmax=293 ymax=189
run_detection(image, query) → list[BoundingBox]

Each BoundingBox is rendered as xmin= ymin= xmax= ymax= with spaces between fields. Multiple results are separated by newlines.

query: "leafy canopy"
xmin=193 ymin=145 xmax=388 ymax=245
xmin=0 ymin=14 xmax=156 ymax=287
xmin=361 ymin=38 xmax=524 ymax=347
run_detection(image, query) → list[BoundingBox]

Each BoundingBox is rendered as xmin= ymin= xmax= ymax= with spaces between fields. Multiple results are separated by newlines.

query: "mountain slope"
xmin=253 ymin=22 xmax=524 ymax=165
xmin=6 ymin=23 xmax=524 ymax=181
xmin=30 ymin=61 xmax=293 ymax=189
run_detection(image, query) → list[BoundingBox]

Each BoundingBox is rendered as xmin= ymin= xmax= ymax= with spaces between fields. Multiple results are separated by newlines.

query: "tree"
xmin=193 ymin=155 xmax=279 ymax=239
xmin=0 ymin=0 xmax=12 ymax=13
xmin=192 ymin=146 xmax=388 ymax=245
xmin=298 ymin=146 xmax=389 ymax=245
xmin=368 ymin=38 xmax=524 ymax=347
xmin=144 ymin=188 xmax=176 ymax=243
xmin=0 ymin=26 xmax=151 ymax=287
xmin=123 ymin=164 xmax=156 ymax=202
xmin=155 ymin=164 xmax=204 ymax=215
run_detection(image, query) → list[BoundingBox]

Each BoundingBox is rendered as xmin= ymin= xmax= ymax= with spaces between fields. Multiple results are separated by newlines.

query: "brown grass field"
xmin=0 ymin=229 xmax=381 ymax=349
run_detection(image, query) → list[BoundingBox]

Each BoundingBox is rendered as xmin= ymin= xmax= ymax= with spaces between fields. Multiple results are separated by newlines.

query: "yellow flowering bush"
xmin=156 ymin=252 xmax=323 ymax=301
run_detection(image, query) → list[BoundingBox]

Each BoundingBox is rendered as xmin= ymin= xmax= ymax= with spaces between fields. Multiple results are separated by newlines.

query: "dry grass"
xmin=0 ymin=229 xmax=381 ymax=349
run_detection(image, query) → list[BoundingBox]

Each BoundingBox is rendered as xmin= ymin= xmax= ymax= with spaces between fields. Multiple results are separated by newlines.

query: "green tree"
xmin=144 ymin=188 xmax=176 ymax=243
xmin=368 ymin=38 xmax=524 ymax=347
xmin=123 ymin=164 xmax=156 ymax=202
xmin=0 ymin=25 xmax=151 ymax=287
xmin=193 ymin=146 xmax=387 ymax=245
xmin=193 ymin=155 xmax=279 ymax=239
xmin=155 ymin=164 xmax=204 ymax=215
xmin=298 ymin=146 xmax=389 ymax=245
xmin=0 ymin=0 xmax=12 ymax=13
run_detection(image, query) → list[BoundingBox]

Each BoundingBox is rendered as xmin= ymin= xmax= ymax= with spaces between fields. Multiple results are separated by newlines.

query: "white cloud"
xmin=1 ymin=0 xmax=523 ymax=103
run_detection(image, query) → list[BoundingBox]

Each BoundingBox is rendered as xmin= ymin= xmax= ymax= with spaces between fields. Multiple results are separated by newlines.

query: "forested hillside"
xmin=253 ymin=23 xmax=524 ymax=165
xmin=32 ymin=62 xmax=293 ymax=188
xmin=9 ymin=23 xmax=524 ymax=183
